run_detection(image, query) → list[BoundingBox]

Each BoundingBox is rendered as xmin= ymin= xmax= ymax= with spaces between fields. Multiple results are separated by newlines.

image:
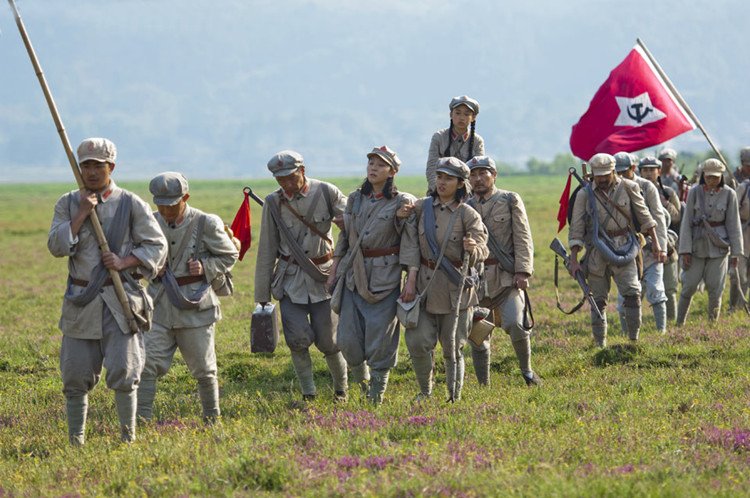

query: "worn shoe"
xmin=333 ymin=390 xmax=348 ymax=403
xmin=302 ymin=394 xmax=316 ymax=402
xmin=522 ymin=371 xmax=543 ymax=387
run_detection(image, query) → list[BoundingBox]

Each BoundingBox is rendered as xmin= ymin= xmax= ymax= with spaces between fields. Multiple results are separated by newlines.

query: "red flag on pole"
xmin=557 ymin=172 xmax=573 ymax=232
xmin=230 ymin=189 xmax=252 ymax=261
xmin=570 ymin=44 xmax=696 ymax=161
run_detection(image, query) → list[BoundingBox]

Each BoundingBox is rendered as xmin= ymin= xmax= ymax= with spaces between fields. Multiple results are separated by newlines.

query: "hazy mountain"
xmin=0 ymin=0 xmax=747 ymax=182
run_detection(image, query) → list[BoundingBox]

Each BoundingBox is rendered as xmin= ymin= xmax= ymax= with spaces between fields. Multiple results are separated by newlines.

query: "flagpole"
xmin=636 ymin=38 xmax=729 ymax=167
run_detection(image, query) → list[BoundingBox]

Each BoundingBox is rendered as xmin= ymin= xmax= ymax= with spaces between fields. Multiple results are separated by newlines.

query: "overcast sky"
xmin=0 ymin=0 xmax=747 ymax=182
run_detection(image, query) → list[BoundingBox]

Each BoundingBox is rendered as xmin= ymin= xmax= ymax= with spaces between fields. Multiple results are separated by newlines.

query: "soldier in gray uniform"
xmin=638 ymin=157 xmax=682 ymax=322
xmin=327 ymin=146 xmax=419 ymax=404
xmin=658 ymin=148 xmax=682 ymax=193
xmin=137 ymin=172 xmax=239 ymax=424
xmin=48 ymin=138 xmax=167 ymax=445
xmin=677 ymin=159 xmax=744 ymax=324
xmin=729 ymin=150 xmax=750 ymax=311
xmin=466 ymin=156 xmax=540 ymax=386
xmin=426 ymin=95 xmax=485 ymax=193
xmin=613 ymin=153 xmax=669 ymax=333
xmin=254 ymin=151 xmax=349 ymax=401
xmin=407 ymin=157 xmax=489 ymax=401
xmin=568 ymin=153 xmax=660 ymax=347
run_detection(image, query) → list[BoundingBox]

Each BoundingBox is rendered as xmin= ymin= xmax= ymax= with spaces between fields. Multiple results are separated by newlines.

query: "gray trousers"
xmin=60 ymin=307 xmax=145 ymax=397
xmin=337 ymin=287 xmax=400 ymax=371
xmin=406 ymin=309 xmax=472 ymax=361
xmin=680 ymin=255 xmax=728 ymax=321
xmin=728 ymin=254 xmax=749 ymax=307
xmin=279 ymin=296 xmax=339 ymax=355
xmin=142 ymin=322 xmax=217 ymax=380
xmin=663 ymin=259 xmax=679 ymax=319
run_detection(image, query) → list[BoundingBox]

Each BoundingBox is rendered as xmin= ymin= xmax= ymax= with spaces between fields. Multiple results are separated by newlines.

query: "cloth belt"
xmin=606 ymin=228 xmax=630 ymax=237
xmin=280 ymin=251 xmax=333 ymax=265
xmin=421 ymin=256 xmax=461 ymax=270
xmin=361 ymin=245 xmax=400 ymax=258
xmin=70 ymin=273 xmax=143 ymax=287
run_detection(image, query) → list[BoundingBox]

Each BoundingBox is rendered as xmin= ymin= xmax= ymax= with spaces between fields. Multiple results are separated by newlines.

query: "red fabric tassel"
xmin=231 ymin=190 xmax=252 ymax=261
xmin=557 ymin=172 xmax=573 ymax=233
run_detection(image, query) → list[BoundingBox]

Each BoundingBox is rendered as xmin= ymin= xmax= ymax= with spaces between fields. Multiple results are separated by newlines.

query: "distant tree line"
xmin=496 ymin=150 xmax=741 ymax=176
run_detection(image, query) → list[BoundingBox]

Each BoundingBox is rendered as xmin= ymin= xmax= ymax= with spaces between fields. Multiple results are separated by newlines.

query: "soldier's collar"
xmin=280 ymin=180 xmax=310 ymax=201
xmin=96 ymin=181 xmax=117 ymax=203
xmin=474 ymin=186 xmax=498 ymax=203
xmin=451 ymin=129 xmax=470 ymax=142
xmin=432 ymin=196 xmax=459 ymax=211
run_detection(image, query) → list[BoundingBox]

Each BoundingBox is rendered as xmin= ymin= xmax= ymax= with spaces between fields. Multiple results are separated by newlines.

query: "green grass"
xmin=1 ymin=175 xmax=748 ymax=497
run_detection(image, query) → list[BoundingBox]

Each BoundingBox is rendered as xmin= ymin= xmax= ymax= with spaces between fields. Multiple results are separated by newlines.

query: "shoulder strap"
xmin=280 ymin=188 xmax=333 ymax=244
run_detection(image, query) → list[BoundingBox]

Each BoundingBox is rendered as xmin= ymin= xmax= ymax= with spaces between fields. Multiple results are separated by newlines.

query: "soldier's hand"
xmin=655 ymin=250 xmax=668 ymax=264
xmin=325 ymin=274 xmax=338 ymax=294
xmin=514 ymin=273 xmax=529 ymax=290
xmin=568 ymin=260 xmax=582 ymax=278
xmin=681 ymin=254 xmax=692 ymax=270
xmin=397 ymin=201 xmax=415 ymax=219
xmin=463 ymin=235 xmax=476 ymax=252
xmin=78 ymin=190 xmax=99 ymax=215
xmin=400 ymin=273 xmax=417 ymax=303
xmin=187 ymin=258 xmax=204 ymax=276
xmin=102 ymin=251 xmax=125 ymax=271
xmin=332 ymin=214 xmax=345 ymax=231
xmin=730 ymin=256 xmax=738 ymax=269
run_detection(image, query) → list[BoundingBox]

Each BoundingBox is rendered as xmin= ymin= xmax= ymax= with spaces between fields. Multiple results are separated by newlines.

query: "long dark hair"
xmin=360 ymin=176 xmax=397 ymax=199
xmin=429 ymin=179 xmax=468 ymax=203
xmin=442 ymin=120 xmax=476 ymax=162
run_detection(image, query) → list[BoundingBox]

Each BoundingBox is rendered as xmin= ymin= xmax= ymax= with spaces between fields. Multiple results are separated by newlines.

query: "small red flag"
xmin=557 ymin=172 xmax=573 ymax=232
xmin=230 ymin=189 xmax=252 ymax=261
xmin=570 ymin=44 xmax=696 ymax=161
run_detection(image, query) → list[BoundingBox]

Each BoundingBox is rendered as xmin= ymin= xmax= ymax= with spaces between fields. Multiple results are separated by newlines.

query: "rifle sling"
xmin=553 ymin=254 xmax=587 ymax=316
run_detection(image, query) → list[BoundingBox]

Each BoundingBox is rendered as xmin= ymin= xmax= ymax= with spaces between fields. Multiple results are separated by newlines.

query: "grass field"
xmin=0 ymin=175 xmax=748 ymax=497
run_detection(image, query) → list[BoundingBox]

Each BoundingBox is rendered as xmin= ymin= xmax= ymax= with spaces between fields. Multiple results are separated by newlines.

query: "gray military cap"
xmin=467 ymin=155 xmax=496 ymax=173
xmin=589 ymin=153 xmax=616 ymax=176
xmin=77 ymin=137 xmax=117 ymax=164
xmin=367 ymin=145 xmax=401 ymax=172
xmin=449 ymin=95 xmax=480 ymax=115
xmin=267 ymin=150 xmax=304 ymax=177
xmin=740 ymin=147 xmax=750 ymax=165
xmin=435 ymin=157 xmax=470 ymax=180
xmin=702 ymin=158 xmax=726 ymax=177
xmin=614 ymin=152 xmax=636 ymax=172
xmin=638 ymin=156 xmax=662 ymax=170
xmin=658 ymin=148 xmax=677 ymax=161
xmin=150 ymin=171 xmax=189 ymax=206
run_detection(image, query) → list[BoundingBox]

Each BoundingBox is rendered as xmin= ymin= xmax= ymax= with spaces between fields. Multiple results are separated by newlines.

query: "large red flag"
xmin=570 ymin=44 xmax=696 ymax=161
xmin=230 ymin=189 xmax=252 ymax=261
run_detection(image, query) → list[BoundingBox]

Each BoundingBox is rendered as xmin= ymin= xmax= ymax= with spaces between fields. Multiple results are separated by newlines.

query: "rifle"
xmin=550 ymin=238 xmax=604 ymax=321
xmin=8 ymin=0 xmax=139 ymax=332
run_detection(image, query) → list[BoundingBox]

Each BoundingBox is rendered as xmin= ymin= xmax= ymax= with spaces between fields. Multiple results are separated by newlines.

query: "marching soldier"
xmin=638 ymin=156 xmax=682 ymax=322
xmin=137 ymin=172 xmax=239 ymax=424
xmin=407 ymin=157 xmax=489 ymax=401
xmin=658 ymin=148 xmax=682 ymax=193
xmin=678 ymin=159 xmax=744 ymax=324
xmin=327 ymin=146 xmax=419 ymax=404
xmin=568 ymin=153 xmax=660 ymax=347
xmin=426 ymin=95 xmax=485 ymax=193
xmin=254 ymin=151 xmax=350 ymax=402
xmin=729 ymin=148 xmax=750 ymax=311
xmin=48 ymin=138 xmax=167 ymax=445
xmin=613 ymin=153 xmax=669 ymax=333
xmin=466 ymin=156 xmax=540 ymax=386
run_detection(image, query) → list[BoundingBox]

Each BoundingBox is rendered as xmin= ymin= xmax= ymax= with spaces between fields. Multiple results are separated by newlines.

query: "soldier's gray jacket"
xmin=48 ymin=181 xmax=168 ymax=339
xmin=149 ymin=205 xmax=239 ymax=328
xmin=736 ymin=180 xmax=750 ymax=257
xmin=659 ymin=183 xmax=682 ymax=228
xmin=470 ymin=187 xmax=534 ymax=296
xmin=569 ymin=176 xmax=656 ymax=277
xmin=426 ymin=128 xmax=484 ymax=192
xmin=634 ymin=176 xmax=668 ymax=269
xmin=254 ymin=178 xmax=346 ymax=304
xmin=415 ymin=197 xmax=489 ymax=314
xmin=679 ymin=184 xmax=743 ymax=258
xmin=334 ymin=190 xmax=420 ymax=298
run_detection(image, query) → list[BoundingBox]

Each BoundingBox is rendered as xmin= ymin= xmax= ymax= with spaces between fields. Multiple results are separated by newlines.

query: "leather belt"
xmin=708 ymin=221 xmax=725 ymax=227
xmin=174 ymin=275 xmax=205 ymax=286
xmin=70 ymin=273 xmax=143 ymax=287
xmin=361 ymin=245 xmax=400 ymax=258
xmin=280 ymin=251 xmax=333 ymax=265
xmin=484 ymin=257 xmax=498 ymax=266
xmin=606 ymin=228 xmax=629 ymax=237
xmin=420 ymin=256 xmax=461 ymax=270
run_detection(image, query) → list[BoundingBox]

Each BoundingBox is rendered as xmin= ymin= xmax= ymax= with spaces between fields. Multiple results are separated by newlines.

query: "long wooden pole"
xmin=636 ymin=38 xmax=729 ymax=168
xmin=8 ymin=0 xmax=139 ymax=333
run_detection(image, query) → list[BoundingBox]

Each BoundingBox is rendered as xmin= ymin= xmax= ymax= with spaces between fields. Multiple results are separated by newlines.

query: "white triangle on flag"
xmin=614 ymin=92 xmax=666 ymax=127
